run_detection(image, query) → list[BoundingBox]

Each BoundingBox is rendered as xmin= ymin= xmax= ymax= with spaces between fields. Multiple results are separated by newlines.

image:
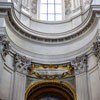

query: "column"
xmin=13 ymin=72 xmax=26 ymax=100
xmin=90 ymin=40 xmax=100 ymax=100
xmin=72 ymin=55 xmax=89 ymax=100
xmin=0 ymin=35 xmax=5 ymax=99
xmin=75 ymin=72 xmax=89 ymax=100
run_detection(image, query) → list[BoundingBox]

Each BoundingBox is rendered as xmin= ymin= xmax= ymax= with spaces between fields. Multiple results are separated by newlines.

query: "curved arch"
xmin=25 ymin=80 xmax=77 ymax=100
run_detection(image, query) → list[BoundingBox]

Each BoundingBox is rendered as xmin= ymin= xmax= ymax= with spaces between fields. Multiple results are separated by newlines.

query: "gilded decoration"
xmin=13 ymin=52 xmax=74 ymax=79
xmin=28 ymin=63 xmax=73 ymax=79
xmin=25 ymin=80 xmax=77 ymax=100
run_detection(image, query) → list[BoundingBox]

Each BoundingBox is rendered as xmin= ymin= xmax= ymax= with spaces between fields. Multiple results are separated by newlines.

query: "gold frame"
xmin=25 ymin=80 xmax=77 ymax=100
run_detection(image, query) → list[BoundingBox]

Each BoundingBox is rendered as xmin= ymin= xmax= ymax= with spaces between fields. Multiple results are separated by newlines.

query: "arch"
xmin=25 ymin=80 xmax=77 ymax=100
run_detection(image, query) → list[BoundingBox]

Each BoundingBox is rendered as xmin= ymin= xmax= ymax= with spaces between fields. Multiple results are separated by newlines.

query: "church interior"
xmin=0 ymin=0 xmax=100 ymax=100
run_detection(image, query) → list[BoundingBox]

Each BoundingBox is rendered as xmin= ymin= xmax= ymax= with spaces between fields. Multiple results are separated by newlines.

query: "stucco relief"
xmin=65 ymin=0 xmax=71 ymax=15
xmin=31 ymin=0 xmax=37 ymax=14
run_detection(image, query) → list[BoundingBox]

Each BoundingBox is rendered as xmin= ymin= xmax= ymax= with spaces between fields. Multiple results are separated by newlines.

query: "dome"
xmin=11 ymin=0 xmax=92 ymax=39
xmin=1 ymin=0 xmax=100 ymax=100
xmin=13 ymin=0 xmax=91 ymax=22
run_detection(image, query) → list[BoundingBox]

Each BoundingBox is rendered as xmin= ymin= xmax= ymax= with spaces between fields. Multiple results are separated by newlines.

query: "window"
xmin=40 ymin=0 xmax=62 ymax=21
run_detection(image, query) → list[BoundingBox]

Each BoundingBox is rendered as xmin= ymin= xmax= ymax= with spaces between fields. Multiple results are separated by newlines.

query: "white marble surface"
xmin=75 ymin=72 xmax=89 ymax=100
xmin=0 ymin=0 xmax=100 ymax=100
xmin=13 ymin=72 xmax=26 ymax=100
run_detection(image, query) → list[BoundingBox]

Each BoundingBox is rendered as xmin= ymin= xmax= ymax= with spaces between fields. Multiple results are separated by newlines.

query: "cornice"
xmin=8 ymin=28 xmax=98 ymax=64
xmin=10 ymin=9 xmax=94 ymax=40
xmin=0 ymin=4 xmax=98 ymax=44
xmin=0 ymin=39 xmax=97 ymax=76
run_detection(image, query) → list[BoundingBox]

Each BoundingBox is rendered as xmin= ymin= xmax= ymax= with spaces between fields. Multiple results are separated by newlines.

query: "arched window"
xmin=40 ymin=0 xmax=62 ymax=21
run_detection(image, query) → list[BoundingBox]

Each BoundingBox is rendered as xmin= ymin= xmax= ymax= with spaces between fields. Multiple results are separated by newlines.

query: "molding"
xmin=87 ymin=64 xmax=99 ymax=74
xmin=8 ymin=8 xmax=95 ymax=43
xmin=8 ymin=27 xmax=98 ymax=64
xmin=0 ymin=2 xmax=98 ymax=45
xmin=25 ymin=80 xmax=77 ymax=100
xmin=13 ymin=52 xmax=74 ymax=79
xmin=4 ymin=63 xmax=14 ymax=73
xmin=1 ymin=39 xmax=98 ymax=76
xmin=0 ymin=4 xmax=97 ymax=44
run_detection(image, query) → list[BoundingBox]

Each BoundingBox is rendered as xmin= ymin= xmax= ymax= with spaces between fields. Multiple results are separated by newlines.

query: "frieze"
xmin=0 ymin=40 xmax=89 ymax=77
xmin=13 ymin=54 xmax=74 ymax=79
xmin=1 ymin=42 xmax=88 ymax=77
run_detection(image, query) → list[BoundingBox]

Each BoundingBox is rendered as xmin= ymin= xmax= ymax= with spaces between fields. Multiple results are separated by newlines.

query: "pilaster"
xmin=72 ymin=55 xmax=89 ymax=100
xmin=0 ymin=35 xmax=6 ymax=99
xmin=13 ymin=72 xmax=26 ymax=100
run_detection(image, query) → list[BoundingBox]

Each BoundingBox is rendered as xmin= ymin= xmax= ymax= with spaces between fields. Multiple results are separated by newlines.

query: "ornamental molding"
xmin=13 ymin=53 xmax=88 ymax=78
xmin=27 ymin=63 xmax=74 ymax=79
xmin=13 ymin=53 xmax=74 ymax=79
xmin=1 ymin=40 xmax=88 ymax=77
xmin=0 ymin=5 xmax=97 ymax=44
xmin=8 ymin=8 xmax=95 ymax=43
xmin=1 ymin=43 xmax=74 ymax=79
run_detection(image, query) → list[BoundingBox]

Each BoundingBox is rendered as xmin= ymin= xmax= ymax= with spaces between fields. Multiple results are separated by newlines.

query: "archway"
xmin=25 ymin=80 xmax=76 ymax=100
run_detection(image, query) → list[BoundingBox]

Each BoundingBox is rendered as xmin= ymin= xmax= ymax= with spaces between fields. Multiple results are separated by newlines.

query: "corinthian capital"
xmin=14 ymin=54 xmax=32 ymax=73
xmin=2 ymin=39 xmax=10 ymax=57
xmin=71 ymin=55 xmax=88 ymax=75
xmin=93 ymin=41 xmax=100 ymax=59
